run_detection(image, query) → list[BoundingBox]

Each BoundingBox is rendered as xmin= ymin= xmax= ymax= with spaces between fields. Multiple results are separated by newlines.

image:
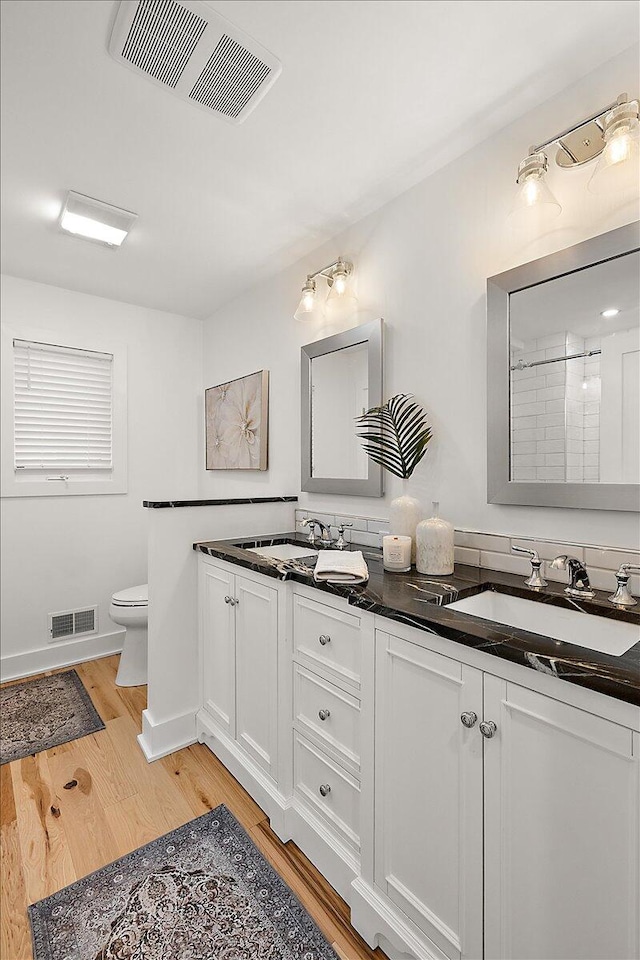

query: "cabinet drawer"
xmin=293 ymin=731 xmax=360 ymax=853
xmin=294 ymin=664 xmax=361 ymax=775
xmin=293 ymin=595 xmax=362 ymax=689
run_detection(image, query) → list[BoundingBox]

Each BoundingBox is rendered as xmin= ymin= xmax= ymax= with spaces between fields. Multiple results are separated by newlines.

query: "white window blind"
xmin=13 ymin=339 xmax=113 ymax=472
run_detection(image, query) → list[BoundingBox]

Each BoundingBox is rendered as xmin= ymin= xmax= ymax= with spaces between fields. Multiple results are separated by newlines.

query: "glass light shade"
xmin=509 ymin=152 xmax=562 ymax=227
xmin=324 ymin=269 xmax=358 ymax=322
xmin=588 ymin=107 xmax=639 ymax=194
xmin=294 ymin=280 xmax=323 ymax=322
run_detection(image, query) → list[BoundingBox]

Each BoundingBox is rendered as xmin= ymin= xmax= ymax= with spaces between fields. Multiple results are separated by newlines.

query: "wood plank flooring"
xmin=0 ymin=655 xmax=387 ymax=960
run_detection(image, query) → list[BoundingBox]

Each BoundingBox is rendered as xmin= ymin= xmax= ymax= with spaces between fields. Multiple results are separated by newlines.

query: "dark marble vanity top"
xmin=194 ymin=533 xmax=640 ymax=708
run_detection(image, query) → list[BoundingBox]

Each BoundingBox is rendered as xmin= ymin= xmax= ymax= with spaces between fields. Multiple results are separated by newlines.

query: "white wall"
xmin=140 ymin=499 xmax=296 ymax=761
xmin=200 ymin=45 xmax=640 ymax=550
xmin=0 ymin=276 xmax=203 ymax=679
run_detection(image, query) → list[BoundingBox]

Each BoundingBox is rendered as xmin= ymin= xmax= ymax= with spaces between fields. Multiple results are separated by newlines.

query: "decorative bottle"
xmin=416 ymin=501 xmax=454 ymax=576
xmin=389 ymin=480 xmax=422 ymax=563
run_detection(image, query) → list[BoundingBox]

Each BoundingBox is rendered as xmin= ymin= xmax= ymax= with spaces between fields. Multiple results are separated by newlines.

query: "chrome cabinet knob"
xmin=460 ymin=711 xmax=478 ymax=728
xmin=224 ymin=595 xmax=232 ymax=604
xmin=479 ymin=720 xmax=497 ymax=739
xmin=224 ymin=596 xmax=238 ymax=606
xmin=319 ymin=784 xmax=331 ymax=797
xmin=318 ymin=709 xmax=331 ymax=721
xmin=318 ymin=634 xmax=331 ymax=646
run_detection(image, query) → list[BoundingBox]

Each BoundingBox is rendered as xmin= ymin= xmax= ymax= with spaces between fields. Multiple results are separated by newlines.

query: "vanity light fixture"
xmin=511 ymin=93 xmax=639 ymax=223
xmin=601 ymin=307 xmax=620 ymax=318
xmin=588 ymin=97 xmax=639 ymax=193
xmin=293 ymin=257 xmax=358 ymax=322
xmin=509 ymin=150 xmax=562 ymax=224
xmin=59 ymin=191 xmax=137 ymax=248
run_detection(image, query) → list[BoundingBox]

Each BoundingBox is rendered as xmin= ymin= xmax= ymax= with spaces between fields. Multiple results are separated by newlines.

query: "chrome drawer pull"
xmin=318 ymin=634 xmax=331 ymax=646
xmin=460 ymin=711 xmax=478 ymax=728
xmin=319 ymin=784 xmax=331 ymax=797
xmin=318 ymin=709 xmax=331 ymax=721
xmin=479 ymin=720 xmax=497 ymax=739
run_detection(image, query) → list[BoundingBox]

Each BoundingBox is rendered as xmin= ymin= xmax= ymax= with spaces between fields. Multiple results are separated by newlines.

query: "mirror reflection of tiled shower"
xmin=511 ymin=333 xmax=601 ymax=483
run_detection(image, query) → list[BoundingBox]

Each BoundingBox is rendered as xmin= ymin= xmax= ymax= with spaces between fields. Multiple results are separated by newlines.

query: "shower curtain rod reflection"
xmin=510 ymin=348 xmax=602 ymax=371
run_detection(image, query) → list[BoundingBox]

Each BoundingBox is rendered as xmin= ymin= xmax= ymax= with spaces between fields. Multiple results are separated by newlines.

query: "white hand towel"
xmin=313 ymin=550 xmax=369 ymax=585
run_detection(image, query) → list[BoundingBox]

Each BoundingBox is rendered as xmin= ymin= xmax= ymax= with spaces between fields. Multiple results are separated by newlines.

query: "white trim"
xmin=1 ymin=325 xmax=128 ymax=497
xmin=137 ymin=707 xmax=198 ymax=762
xmin=0 ymin=629 xmax=124 ymax=682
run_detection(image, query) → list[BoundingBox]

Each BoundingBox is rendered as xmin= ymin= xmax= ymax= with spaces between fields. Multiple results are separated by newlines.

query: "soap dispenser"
xmin=416 ymin=501 xmax=454 ymax=576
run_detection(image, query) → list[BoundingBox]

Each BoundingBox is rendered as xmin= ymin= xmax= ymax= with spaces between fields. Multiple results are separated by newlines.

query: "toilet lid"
xmin=112 ymin=583 xmax=148 ymax=606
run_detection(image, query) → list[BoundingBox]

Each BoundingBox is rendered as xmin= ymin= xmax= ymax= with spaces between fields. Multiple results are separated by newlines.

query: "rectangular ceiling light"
xmin=59 ymin=191 xmax=137 ymax=247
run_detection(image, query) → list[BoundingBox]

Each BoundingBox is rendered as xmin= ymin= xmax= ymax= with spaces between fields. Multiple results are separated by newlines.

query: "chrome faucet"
xmin=512 ymin=545 xmax=548 ymax=588
xmin=299 ymin=517 xmax=333 ymax=547
xmin=550 ymin=555 xmax=595 ymax=599
xmin=608 ymin=564 xmax=640 ymax=607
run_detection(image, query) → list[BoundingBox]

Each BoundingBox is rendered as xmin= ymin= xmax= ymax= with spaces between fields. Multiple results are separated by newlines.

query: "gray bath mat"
xmin=29 ymin=804 xmax=338 ymax=960
xmin=0 ymin=669 xmax=105 ymax=765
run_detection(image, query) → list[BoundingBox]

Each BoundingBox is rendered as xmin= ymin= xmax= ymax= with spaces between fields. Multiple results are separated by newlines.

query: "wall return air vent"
xmin=109 ymin=0 xmax=282 ymax=123
xmin=49 ymin=606 xmax=98 ymax=642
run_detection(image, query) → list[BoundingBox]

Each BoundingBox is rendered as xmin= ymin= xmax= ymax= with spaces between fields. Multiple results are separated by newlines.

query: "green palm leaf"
xmin=355 ymin=394 xmax=432 ymax=480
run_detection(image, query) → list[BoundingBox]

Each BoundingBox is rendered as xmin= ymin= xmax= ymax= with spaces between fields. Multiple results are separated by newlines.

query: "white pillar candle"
xmin=382 ymin=535 xmax=412 ymax=572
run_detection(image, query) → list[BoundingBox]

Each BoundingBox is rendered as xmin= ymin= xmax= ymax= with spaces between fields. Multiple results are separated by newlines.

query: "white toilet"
xmin=109 ymin=584 xmax=148 ymax=687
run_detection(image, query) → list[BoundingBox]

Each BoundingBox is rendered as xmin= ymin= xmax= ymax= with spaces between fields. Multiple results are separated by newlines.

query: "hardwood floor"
xmin=0 ymin=655 xmax=387 ymax=960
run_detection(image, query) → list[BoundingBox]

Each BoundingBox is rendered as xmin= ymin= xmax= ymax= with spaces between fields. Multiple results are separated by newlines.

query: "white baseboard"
xmin=0 ymin=629 xmax=125 ymax=683
xmin=138 ymin=707 xmax=198 ymax=762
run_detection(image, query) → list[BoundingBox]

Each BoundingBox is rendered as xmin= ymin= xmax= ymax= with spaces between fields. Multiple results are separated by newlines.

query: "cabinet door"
xmin=235 ymin=575 xmax=278 ymax=779
xmin=375 ymin=631 xmax=483 ymax=960
xmin=483 ymin=675 xmax=640 ymax=960
xmin=200 ymin=562 xmax=236 ymax=737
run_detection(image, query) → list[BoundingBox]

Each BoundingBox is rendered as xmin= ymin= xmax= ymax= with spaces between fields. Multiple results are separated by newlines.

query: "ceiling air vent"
xmin=49 ymin=606 xmax=98 ymax=642
xmin=109 ymin=0 xmax=281 ymax=123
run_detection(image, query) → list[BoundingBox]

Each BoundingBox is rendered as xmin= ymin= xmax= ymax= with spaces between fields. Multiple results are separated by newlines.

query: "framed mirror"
xmin=488 ymin=222 xmax=640 ymax=511
xmin=301 ymin=317 xmax=383 ymax=496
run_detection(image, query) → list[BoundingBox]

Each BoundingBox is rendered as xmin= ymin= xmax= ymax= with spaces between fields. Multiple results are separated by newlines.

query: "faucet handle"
xmin=298 ymin=517 xmax=315 ymax=544
xmin=512 ymin=544 xmax=547 ymax=588
xmin=512 ymin=544 xmax=538 ymax=560
xmin=609 ymin=564 xmax=640 ymax=607
xmin=335 ymin=523 xmax=352 ymax=550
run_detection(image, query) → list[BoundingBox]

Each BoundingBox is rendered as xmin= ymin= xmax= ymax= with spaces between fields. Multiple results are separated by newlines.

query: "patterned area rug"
xmin=0 ymin=669 xmax=105 ymax=765
xmin=29 ymin=805 xmax=338 ymax=960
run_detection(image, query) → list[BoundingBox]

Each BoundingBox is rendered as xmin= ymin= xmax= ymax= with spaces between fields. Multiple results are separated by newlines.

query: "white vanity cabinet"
xmin=483 ymin=674 xmax=639 ymax=960
xmin=199 ymin=556 xmax=279 ymax=783
xmin=371 ymin=627 xmax=640 ymax=960
xmin=374 ymin=632 xmax=484 ymax=960
xmin=196 ymin=553 xmax=640 ymax=960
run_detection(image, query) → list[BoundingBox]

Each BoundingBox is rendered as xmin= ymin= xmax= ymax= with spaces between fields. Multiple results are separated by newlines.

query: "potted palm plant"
xmin=356 ymin=393 xmax=432 ymax=561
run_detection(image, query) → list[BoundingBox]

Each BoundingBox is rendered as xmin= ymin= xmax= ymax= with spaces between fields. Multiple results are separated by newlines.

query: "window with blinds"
xmin=13 ymin=339 xmax=113 ymax=474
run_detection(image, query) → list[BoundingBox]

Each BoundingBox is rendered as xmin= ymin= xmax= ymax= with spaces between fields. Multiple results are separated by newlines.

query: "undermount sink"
xmin=245 ymin=543 xmax=319 ymax=562
xmin=447 ymin=591 xmax=640 ymax=657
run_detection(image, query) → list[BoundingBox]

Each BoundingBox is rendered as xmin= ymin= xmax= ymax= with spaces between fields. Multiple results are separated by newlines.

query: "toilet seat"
xmin=111 ymin=583 xmax=148 ymax=607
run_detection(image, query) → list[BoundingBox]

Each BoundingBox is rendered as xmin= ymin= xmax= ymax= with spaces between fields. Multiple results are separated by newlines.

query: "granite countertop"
xmin=194 ymin=533 xmax=640 ymax=708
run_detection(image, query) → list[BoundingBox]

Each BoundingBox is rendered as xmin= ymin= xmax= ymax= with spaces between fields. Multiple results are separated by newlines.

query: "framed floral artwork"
xmin=205 ymin=370 xmax=269 ymax=471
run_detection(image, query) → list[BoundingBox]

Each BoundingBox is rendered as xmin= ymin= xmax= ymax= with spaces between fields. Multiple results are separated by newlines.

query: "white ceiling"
xmin=1 ymin=0 xmax=637 ymax=319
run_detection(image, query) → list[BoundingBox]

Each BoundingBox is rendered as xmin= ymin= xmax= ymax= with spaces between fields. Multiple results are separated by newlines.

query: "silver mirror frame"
xmin=487 ymin=221 xmax=640 ymax=512
xmin=301 ymin=317 xmax=384 ymax=496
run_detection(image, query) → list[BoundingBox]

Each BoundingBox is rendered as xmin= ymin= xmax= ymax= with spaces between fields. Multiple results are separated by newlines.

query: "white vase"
xmin=416 ymin=501 xmax=454 ymax=576
xmin=389 ymin=481 xmax=422 ymax=564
